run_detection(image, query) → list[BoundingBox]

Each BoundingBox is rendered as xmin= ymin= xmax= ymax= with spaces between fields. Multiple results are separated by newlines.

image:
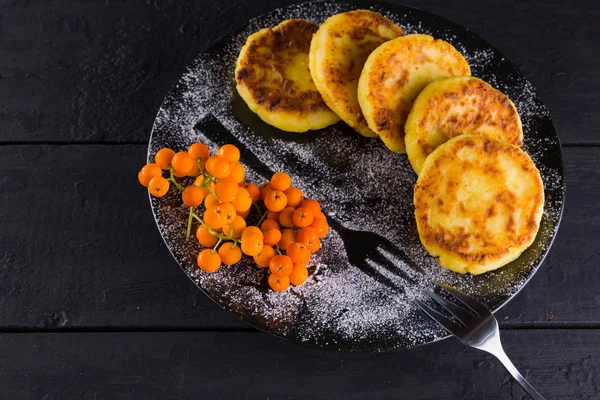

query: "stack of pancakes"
xmin=234 ymin=11 xmax=544 ymax=275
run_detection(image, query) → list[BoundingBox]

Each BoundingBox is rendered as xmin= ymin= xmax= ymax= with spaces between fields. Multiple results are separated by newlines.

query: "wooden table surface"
xmin=1 ymin=0 xmax=598 ymax=398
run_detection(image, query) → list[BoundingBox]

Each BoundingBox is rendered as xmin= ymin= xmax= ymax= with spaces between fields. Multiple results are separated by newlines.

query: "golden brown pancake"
xmin=235 ymin=19 xmax=339 ymax=132
xmin=414 ymin=135 xmax=544 ymax=275
xmin=358 ymin=34 xmax=470 ymax=153
xmin=309 ymin=10 xmax=404 ymax=137
xmin=405 ymin=76 xmax=523 ymax=174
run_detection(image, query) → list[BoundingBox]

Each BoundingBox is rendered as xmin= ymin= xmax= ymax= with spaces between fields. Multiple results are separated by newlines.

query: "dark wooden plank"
xmin=0 ymin=144 xmax=597 ymax=329
xmin=0 ymin=0 xmax=596 ymax=144
xmin=0 ymin=144 xmax=245 ymax=330
xmin=0 ymin=330 xmax=598 ymax=399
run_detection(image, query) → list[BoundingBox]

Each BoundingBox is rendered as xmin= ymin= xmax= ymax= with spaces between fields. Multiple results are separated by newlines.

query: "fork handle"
xmin=491 ymin=346 xmax=545 ymax=400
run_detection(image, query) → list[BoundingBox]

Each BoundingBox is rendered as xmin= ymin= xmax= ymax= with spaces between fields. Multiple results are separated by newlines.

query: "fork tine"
xmin=414 ymin=299 xmax=462 ymax=335
xmin=427 ymin=291 xmax=474 ymax=325
xmin=436 ymin=282 xmax=490 ymax=316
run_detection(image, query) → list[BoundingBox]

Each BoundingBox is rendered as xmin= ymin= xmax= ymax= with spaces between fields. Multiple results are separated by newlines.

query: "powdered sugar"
xmin=148 ymin=1 xmax=564 ymax=352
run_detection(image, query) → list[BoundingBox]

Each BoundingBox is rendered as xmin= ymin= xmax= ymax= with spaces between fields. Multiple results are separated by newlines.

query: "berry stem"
xmin=168 ymin=168 xmax=185 ymax=192
xmin=191 ymin=212 xmax=241 ymax=245
xmin=213 ymin=236 xmax=223 ymax=253
xmin=257 ymin=210 xmax=268 ymax=227
xmin=186 ymin=207 xmax=194 ymax=238
xmin=204 ymin=184 xmax=220 ymax=202
xmin=274 ymin=244 xmax=283 ymax=256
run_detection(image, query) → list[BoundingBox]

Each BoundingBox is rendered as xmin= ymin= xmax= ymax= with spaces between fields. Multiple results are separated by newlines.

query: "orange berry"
xmin=204 ymin=204 xmax=228 ymax=229
xmin=242 ymin=226 xmax=262 ymax=237
xmin=173 ymin=169 xmax=188 ymax=178
xmin=237 ymin=208 xmax=250 ymax=219
xmin=243 ymin=183 xmax=261 ymax=203
xmin=155 ymin=148 xmax=175 ymax=170
xmin=138 ymin=163 xmax=162 ymax=187
xmin=268 ymin=274 xmax=290 ymax=292
xmin=278 ymin=229 xmax=296 ymax=250
xmin=278 ymin=206 xmax=296 ymax=228
xmin=182 ymin=185 xmax=205 ymax=207
xmin=310 ymin=218 xmax=329 ymax=238
xmin=253 ymin=245 xmax=275 ymax=268
xmin=219 ymin=202 xmax=237 ymax=225
xmin=260 ymin=219 xmax=279 ymax=232
xmin=241 ymin=227 xmax=264 ymax=256
xmin=204 ymin=193 xmax=219 ymax=209
xmin=300 ymin=199 xmax=321 ymax=216
xmin=197 ymin=249 xmax=221 ymax=272
xmin=217 ymin=144 xmax=240 ymax=163
xmin=228 ymin=163 xmax=245 ymax=184
xmin=292 ymin=207 xmax=314 ymax=228
xmin=171 ymin=151 xmax=194 ymax=174
xmin=284 ymin=186 xmax=304 ymax=208
xmin=188 ymin=142 xmax=210 ymax=161
xmin=259 ymin=183 xmax=272 ymax=200
xmin=222 ymin=215 xmax=246 ymax=239
xmin=214 ymin=178 xmax=239 ymax=203
xmin=267 ymin=210 xmax=280 ymax=221
xmin=231 ymin=187 xmax=252 ymax=212
xmin=269 ymin=255 xmax=293 ymax=277
xmin=205 ymin=156 xmax=231 ymax=179
xmin=218 ymin=242 xmax=242 ymax=265
xmin=264 ymin=228 xmax=282 ymax=246
xmin=290 ymin=264 xmax=309 ymax=286
xmin=148 ymin=176 xmax=170 ymax=197
xmin=241 ymin=233 xmax=264 ymax=257
xmin=286 ymin=242 xmax=311 ymax=264
xmin=293 ymin=261 xmax=308 ymax=269
xmin=297 ymin=227 xmax=320 ymax=253
xmin=264 ymin=190 xmax=287 ymax=212
xmin=189 ymin=157 xmax=206 ymax=177
xmin=196 ymin=225 xmax=218 ymax=247
xmin=270 ymin=172 xmax=291 ymax=192
xmin=315 ymin=211 xmax=327 ymax=221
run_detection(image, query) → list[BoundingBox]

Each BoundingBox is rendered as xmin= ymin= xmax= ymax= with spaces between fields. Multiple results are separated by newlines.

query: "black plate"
xmin=148 ymin=0 xmax=565 ymax=352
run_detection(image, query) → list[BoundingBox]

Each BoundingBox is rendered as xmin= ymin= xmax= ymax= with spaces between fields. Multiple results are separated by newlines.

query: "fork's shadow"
xmin=328 ymin=218 xmax=426 ymax=295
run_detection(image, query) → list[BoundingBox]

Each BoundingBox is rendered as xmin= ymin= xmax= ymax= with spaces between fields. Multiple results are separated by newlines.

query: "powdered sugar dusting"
xmin=148 ymin=1 xmax=564 ymax=352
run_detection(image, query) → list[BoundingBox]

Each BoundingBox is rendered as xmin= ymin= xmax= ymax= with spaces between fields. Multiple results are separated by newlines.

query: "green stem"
xmin=274 ymin=244 xmax=283 ymax=255
xmin=204 ymin=184 xmax=220 ymax=202
xmin=257 ymin=210 xmax=268 ymax=227
xmin=213 ymin=236 xmax=223 ymax=253
xmin=168 ymin=168 xmax=185 ymax=192
xmin=186 ymin=207 xmax=194 ymax=238
xmin=191 ymin=212 xmax=241 ymax=245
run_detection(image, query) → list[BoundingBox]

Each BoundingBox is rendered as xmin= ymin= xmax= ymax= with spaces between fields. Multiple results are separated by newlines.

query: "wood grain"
xmin=0 ymin=145 xmax=597 ymax=329
xmin=0 ymin=330 xmax=598 ymax=399
xmin=0 ymin=0 xmax=596 ymax=144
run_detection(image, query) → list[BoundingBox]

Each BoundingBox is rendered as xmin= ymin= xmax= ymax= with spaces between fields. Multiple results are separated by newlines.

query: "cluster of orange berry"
xmin=137 ymin=142 xmax=329 ymax=292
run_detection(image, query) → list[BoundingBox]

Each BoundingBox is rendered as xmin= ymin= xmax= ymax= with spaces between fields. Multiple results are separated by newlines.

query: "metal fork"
xmin=415 ymin=283 xmax=545 ymax=400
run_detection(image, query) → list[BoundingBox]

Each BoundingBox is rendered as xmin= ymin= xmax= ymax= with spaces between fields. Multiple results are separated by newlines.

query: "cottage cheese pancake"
xmin=235 ymin=19 xmax=339 ymax=132
xmin=414 ymin=135 xmax=544 ymax=275
xmin=358 ymin=34 xmax=470 ymax=153
xmin=405 ymin=76 xmax=523 ymax=174
xmin=309 ymin=10 xmax=404 ymax=137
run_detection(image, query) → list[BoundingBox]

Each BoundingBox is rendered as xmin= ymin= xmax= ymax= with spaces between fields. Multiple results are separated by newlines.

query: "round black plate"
xmin=148 ymin=0 xmax=565 ymax=352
